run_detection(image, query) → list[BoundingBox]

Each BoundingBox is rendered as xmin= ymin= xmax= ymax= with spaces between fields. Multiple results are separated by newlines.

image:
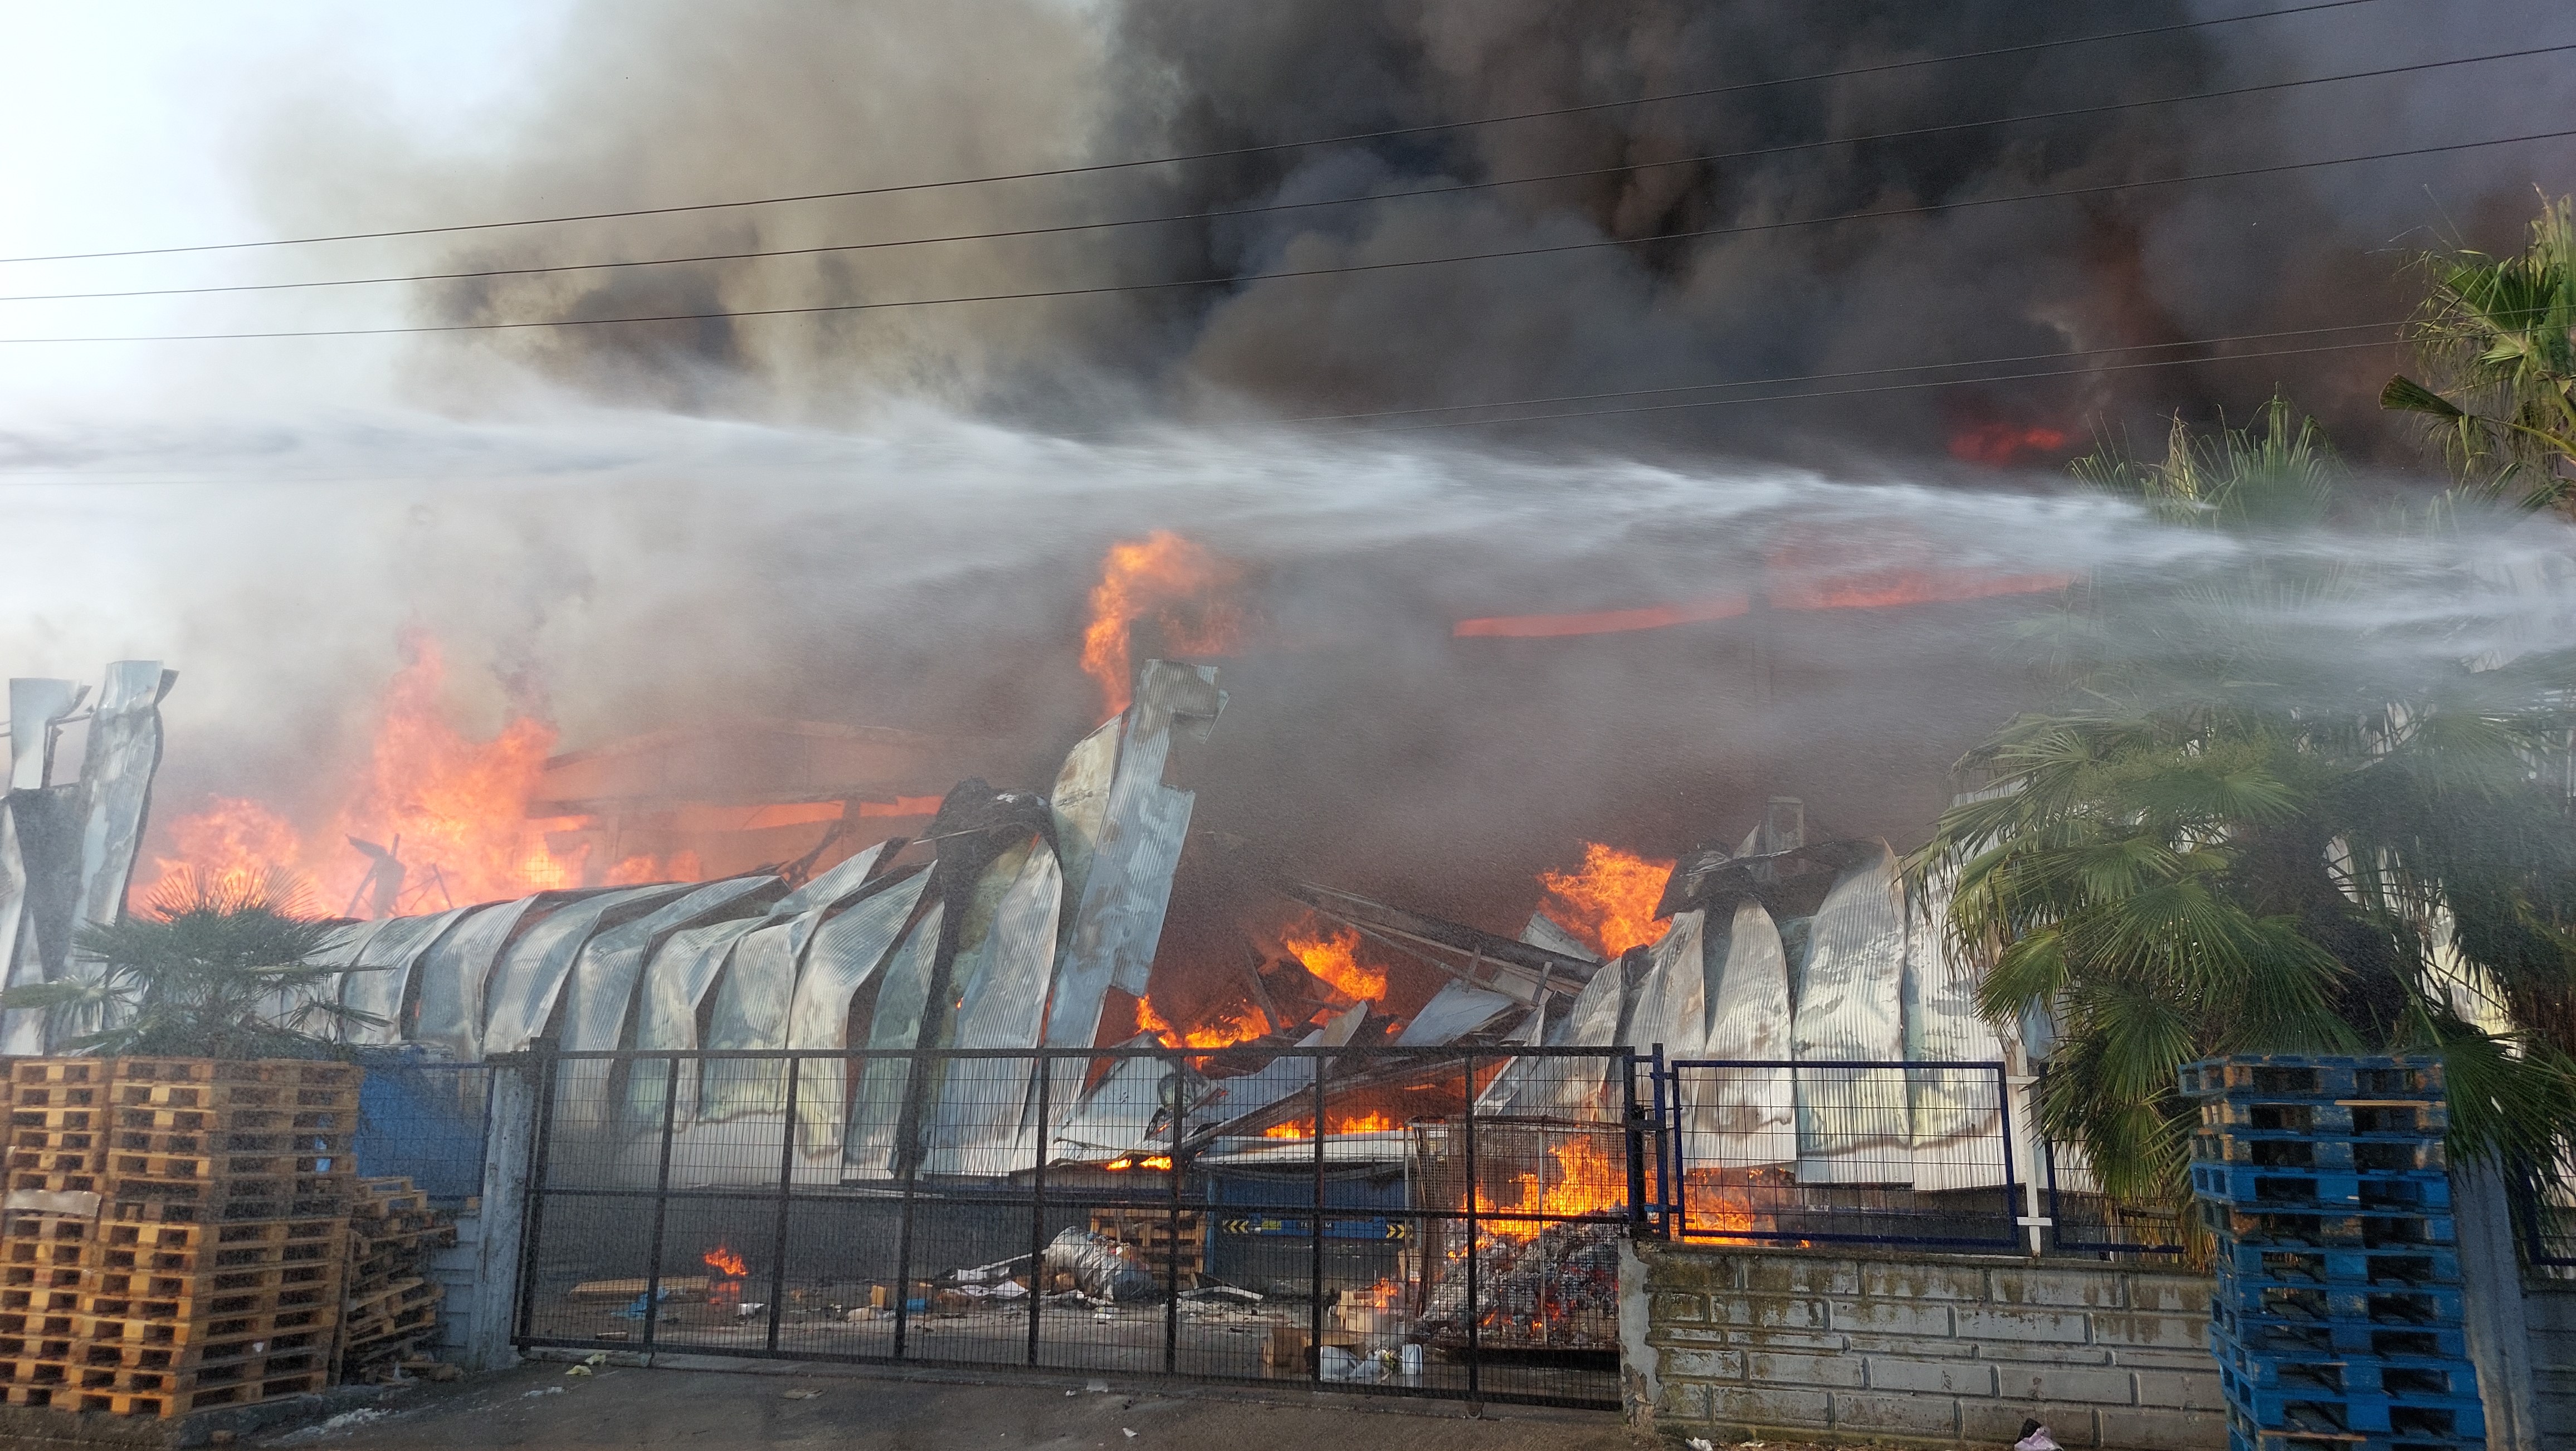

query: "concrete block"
xmin=1647 ymin=1248 xmax=1745 ymax=1295
xmin=1656 ymin=1380 xmax=1715 ymax=1423
xmin=1832 ymin=1389 xmax=1964 ymax=1439
xmin=1828 ymin=1299 xmax=1955 ymax=1337
xmin=2096 ymin=1405 xmax=2228 ymax=1451
xmin=1716 ymin=1296 xmax=1829 ymax=1331
xmin=1868 ymin=1356 xmax=1999 ymax=1396
xmin=1954 ymin=1305 xmax=2093 ymax=1343
xmin=1990 ymin=1265 xmax=2129 ymax=1309
xmin=2133 ymin=1370 xmax=2228 ymax=1412
xmin=1997 ymin=1365 xmax=2138 ymax=1405
xmin=1705 ymin=1385 xmax=1835 ymax=1432
xmin=1857 ymin=1260 xmax=1991 ymax=1301
xmin=1745 ymin=1255 xmax=1863 ymax=1298
xmin=2122 ymin=1274 xmax=2211 ymax=1315
xmin=1964 ymin=1401 xmax=2104 ymax=1448
xmin=1745 ymin=1351 xmax=1866 ymax=1389
xmin=1847 ymin=1332 xmax=1977 ymax=1359
xmin=2087 ymin=1313 xmax=2209 ymax=1351
xmin=1980 ymin=1341 xmax=2116 ymax=1367
xmin=1653 ymin=1292 xmax=1709 ymax=1323
xmin=1661 ymin=1347 xmax=1746 ymax=1381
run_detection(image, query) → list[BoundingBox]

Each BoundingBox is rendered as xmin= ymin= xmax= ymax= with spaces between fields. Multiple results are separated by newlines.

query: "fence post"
xmin=764 ymin=1055 xmax=799 ymax=1353
xmin=641 ymin=1052 xmax=681 ymax=1350
xmin=2456 ymin=1160 xmax=2541 ymax=1451
xmin=1309 ymin=1054 xmax=1325 ymax=1387
xmin=1028 ymin=1055 xmax=1049 ymax=1369
xmin=1165 ymin=1048 xmax=1183 ymax=1375
xmin=1462 ymin=1050 xmax=1479 ymax=1403
xmin=467 ymin=1046 xmax=544 ymax=1370
xmin=1622 ymin=1052 xmax=1647 ymax=1236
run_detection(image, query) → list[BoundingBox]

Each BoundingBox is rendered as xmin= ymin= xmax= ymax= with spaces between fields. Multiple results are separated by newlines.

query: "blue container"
xmin=2224 ymin=1384 xmax=2486 ymax=1441
xmin=2190 ymin=1163 xmax=2453 ymax=1213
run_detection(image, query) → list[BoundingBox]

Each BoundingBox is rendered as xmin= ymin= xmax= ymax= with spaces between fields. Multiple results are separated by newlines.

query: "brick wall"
xmin=1622 ymin=1241 xmax=2225 ymax=1450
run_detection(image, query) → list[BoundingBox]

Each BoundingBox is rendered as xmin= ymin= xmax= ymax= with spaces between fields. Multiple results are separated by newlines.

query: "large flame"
xmin=1474 ymin=1136 xmax=1627 ymax=1243
xmin=1536 ymin=843 xmax=1673 ymax=957
xmin=1284 ymin=925 xmax=1385 ymax=1002
xmin=1262 ymin=1109 xmax=1396 ymax=1138
xmin=1135 ymin=995 xmax=1269 ymax=1050
xmin=1948 ymin=420 xmax=2071 ymax=466
xmin=1079 ymin=531 xmax=1240 ymax=718
xmin=137 ymin=633 xmax=646 ymax=916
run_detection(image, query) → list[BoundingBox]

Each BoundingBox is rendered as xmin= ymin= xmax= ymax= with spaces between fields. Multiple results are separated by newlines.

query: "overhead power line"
xmin=0 ymin=0 xmax=2387 ymax=266
xmin=6 ymin=126 xmax=2567 ymax=346
xmin=9 ymin=40 xmax=2562 ymax=306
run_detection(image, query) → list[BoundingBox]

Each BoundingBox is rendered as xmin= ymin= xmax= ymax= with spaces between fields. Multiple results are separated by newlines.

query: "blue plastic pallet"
xmin=2192 ymin=1163 xmax=2453 ymax=1210
xmin=2217 ymin=1242 xmax=2463 ymax=1288
xmin=2213 ymin=1272 xmax=2465 ymax=1327
xmin=2224 ymin=1386 xmax=2486 ymax=1441
xmin=2208 ymin=1328 xmax=2479 ymax=1399
xmin=2199 ymin=1098 xmax=2449 ymax=1139
xmin=2193 ymin=1133 xmax=2448 ymax=1175
xmin=2202 ymin=1202 xmax=2458 ymax=1249
xmin=2228 ymin=1428 xmax=2479 ymax=1451
xmin=2211 ymin=1304 xmax=2470 ymax=1362
xmin=2181 ymin=1055 xmax=2445 ymax=1103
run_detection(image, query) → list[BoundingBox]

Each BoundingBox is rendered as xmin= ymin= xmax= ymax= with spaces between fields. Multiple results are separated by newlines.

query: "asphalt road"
xmin=251 ymin=1358 xmax=1648 ymax=1451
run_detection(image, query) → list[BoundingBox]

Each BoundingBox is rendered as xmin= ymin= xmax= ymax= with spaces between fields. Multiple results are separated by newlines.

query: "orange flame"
xmin=1536 ymin=843 xmax=1673 ymax=957
xmin=1104 ymin=1155 xmax=1175 ymax=1171
xmin=1680 ymin=1169 xmax=1759 ymax=1239
xmin=137 ymin=632 xmax=664 ymax=917
xmin=1284 ymin=926 xmax=1385 ymax=1002
xmin=1948 ymin=420 xmax=2071 ymax=466
xmin=1079 ymin=531 xmax=1240 ymax=718
xmin=1135 ymin=995 xmax=1269 ymax=1050
xmin=1262 ymin=1109 xmax=1397 ymax=1139
xmin=1453 ymin=593 xmax=1752 ymax=639
xmin=702 ymin=1241 xmax=747 ymax=1278
xmin=1473 ymin=1136 xmax=1627 ymax=1243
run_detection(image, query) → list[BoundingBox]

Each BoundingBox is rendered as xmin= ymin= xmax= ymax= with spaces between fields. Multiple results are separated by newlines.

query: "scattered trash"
xmin=1045 ymin=1227 xmax=1160 ymax=1302
xmin=1397 ymin=1343 xmax=1425 ymax=1376
xmin=1085 ymin=1380 xmax=1111 ymax=1394
xmin=737 ymin=1302 xmax=767 ymax=1318
xmin=954 ymin=1254 xmax=1034 ymax=1285
xmin=2016 ymin=1421 xmax=2061 ymax=1451
xmin=566 ymin=1365 xmax=593 ymax=1377
xmin=1687 ymin=1440 xmax=1715 ymax=1451
xmin=584 ymin=1352 xmax=609 ymax=1366
xmin=782 ymin=1389 xmax=821 ymax=1400
xmin=1315 ymin=1345 xmax=1385 ymax=1383
xmin=1179 ymin=1284 xmax=1262 ymax=1304
xmin=1122 ymin=1430 xmax=1138 ymax=1439
xmin=608 ymin=1287 xmax=671 ymax=1320
xmin=524 ymin=1386 xmax=565 ymax=1399
xmin=274 ymin=1407 xmax=395 ymax=1442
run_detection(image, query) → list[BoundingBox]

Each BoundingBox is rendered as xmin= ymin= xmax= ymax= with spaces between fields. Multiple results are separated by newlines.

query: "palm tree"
xmin=2382 ymin=194 xmax=2576 ymax=514
xmin=1911 ymin=400 xmax=2576 ymax=1220
xmin=0 ymin=869 xmax=379 ymax=1058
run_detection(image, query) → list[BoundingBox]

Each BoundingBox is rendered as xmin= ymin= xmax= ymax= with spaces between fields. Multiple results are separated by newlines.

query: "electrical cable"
xmin=4 ymin=126 xmax=2565 ymax=345
xmin=0 ymin=0 xmax=2390 ymax=266
xmin=7 ymin=40 xmax=2561 ymax=306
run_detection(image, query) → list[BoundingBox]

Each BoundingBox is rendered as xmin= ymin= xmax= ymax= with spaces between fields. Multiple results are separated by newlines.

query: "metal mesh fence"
xmin=1663 ymin=1059 xmax=2019 ymax=1249
xmin=515 ymin=1046 xmax=1640 ymax=1409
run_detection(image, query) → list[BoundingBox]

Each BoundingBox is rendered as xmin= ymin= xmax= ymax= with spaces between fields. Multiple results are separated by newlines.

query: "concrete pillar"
xmin=2456 ymin=1161 xmax=2540 ymax=1451
xmin=455 ymin=1052 xmax=541 ymax=1372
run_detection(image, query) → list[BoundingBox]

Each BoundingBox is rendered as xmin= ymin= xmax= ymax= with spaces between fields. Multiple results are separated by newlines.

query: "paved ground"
xmin=250 ymin=1357 xmax=1650 ymax=1451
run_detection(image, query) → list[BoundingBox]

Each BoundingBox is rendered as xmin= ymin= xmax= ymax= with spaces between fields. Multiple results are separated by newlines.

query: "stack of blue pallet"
xmin=2178 ymin=1054 xmax=2481 ymax=1451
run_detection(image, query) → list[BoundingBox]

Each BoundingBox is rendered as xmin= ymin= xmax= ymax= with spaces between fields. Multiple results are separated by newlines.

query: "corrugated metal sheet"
xmin=1047 ymin=717 xmax=1118 ymax=943
xmin=409 ymin=897 xmax=543 ymax=1062
xmin=1626 ymin=910 xmax=1706 ymax=1057
xmin=928 ymin=838 xmax=1063 ymax=1175
xmin=0 ymin=801 xmax=39 ymax=1055
xmin=1901 ymin=880 xmax=2008 ymax=1190
xmin=787 ymin=869 xmax=930 ymax=1158
xmin=1395 ymin=978 xmax=1519 ymax=1046
xmin=300 ymin=917 xmax=391 ymax=1040
xmin=843 ymin=900 xmax=944 ymax=1178
xmin=71 ymin=662 xmax=173 ymax=936
xmin=1051 ymin=1049 xmax=1174 ymax=1163
xmin=1790 ymin=845 xmax=1911 ymax=1184
xmin=1047 ymin=662 xmax=1221 ymax=1042
xmin=552 ymin=875 xmax=777 ymax=1133
xmin=628 ymin=913 xmax=768 ymax=1119
xmin=339 ymin=907 xmax=472 ymax=1047
xmin=1690 ymin=897 xmax=1796 ymax=1167
xmin=481 ymin=883 xmax=692 ymax=1057
xmin=7 ymin=680 xmax=77 ymax=792
xmin=698 ymin=844 xmax=900 ymax=1120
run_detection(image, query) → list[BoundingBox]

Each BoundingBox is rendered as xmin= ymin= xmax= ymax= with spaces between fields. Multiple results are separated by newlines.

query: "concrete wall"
xmin=2531 ymin=1278 xmax=2576 ymax=1451
xmin=1623 ymin=1241 xmax=2224 ymax=1450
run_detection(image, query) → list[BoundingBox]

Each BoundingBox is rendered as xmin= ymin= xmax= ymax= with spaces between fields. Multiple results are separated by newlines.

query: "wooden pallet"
xmin=78 ymin=1298 xmax=339 ymax=1349
xmin=5 ymin=1062 xmax=110 ymax=1093
xmin=10 ymin=1364 xmax=332 ymax=1418
xmin=354 ymin=1179 xmax=430 ymax=1219
xmin=7 ymin=1104 xmax=108 ymax=1131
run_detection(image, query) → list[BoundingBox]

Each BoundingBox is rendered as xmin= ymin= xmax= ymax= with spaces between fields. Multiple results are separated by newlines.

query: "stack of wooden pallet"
xmin=1086 ymin=1207 xmax=1205 ymax=1283
xmin=0 ymin=1058 xmax=359 ymax=1418
xmin=333 ymin=1176 xmax=451 ymax=1382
